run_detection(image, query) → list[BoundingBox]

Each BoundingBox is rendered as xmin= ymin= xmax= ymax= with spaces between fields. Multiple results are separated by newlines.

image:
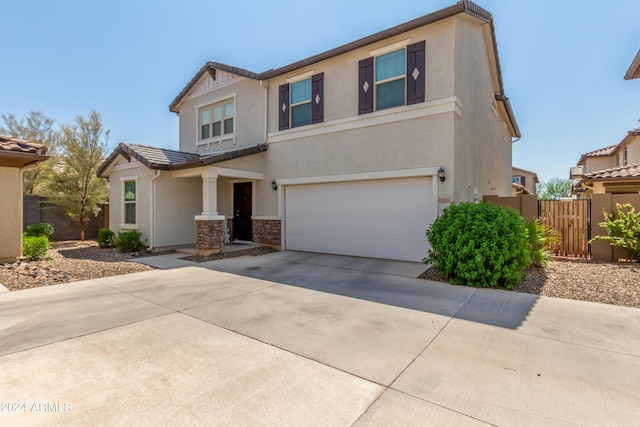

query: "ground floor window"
xmin=124 ymin=179 xmax=136 ymax=225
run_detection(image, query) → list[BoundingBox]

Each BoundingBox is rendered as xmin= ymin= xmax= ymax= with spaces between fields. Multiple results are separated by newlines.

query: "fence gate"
xmin=538 ymin=199 xmax=591 ymax=258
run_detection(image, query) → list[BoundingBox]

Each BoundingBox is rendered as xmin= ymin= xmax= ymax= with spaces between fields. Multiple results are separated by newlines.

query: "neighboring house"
xmin=624 ymin=49 xmax=640 ymax=80
xmin=572 ymin=129 xmax=640 ymax=197
xmin=512 ymin=167 xmax=538 ymax=195
xmin=0 ymin=135 xmax=49 ymax=262
xmin=98 ymin=1 xmax=520 ymax=262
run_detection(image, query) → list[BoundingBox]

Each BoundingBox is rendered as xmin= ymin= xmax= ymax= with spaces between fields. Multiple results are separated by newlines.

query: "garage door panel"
xmin=285 ymin=177 xmax=435 ymax=262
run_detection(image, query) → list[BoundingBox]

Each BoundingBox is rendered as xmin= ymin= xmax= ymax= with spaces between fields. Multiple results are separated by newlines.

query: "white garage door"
xmin=284 ymin=177 xmax=437 ymax=262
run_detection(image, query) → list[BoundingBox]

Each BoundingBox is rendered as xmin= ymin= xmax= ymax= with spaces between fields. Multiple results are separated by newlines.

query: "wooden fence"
xmin=538 ymin=199 xmax=590 ymax=258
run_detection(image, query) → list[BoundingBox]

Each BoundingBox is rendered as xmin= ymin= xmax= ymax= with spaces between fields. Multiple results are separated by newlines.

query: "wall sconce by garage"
xmin=271 ymin=179 xmax=278 ymax=191
xmin=437 ymin=167 xmax=446 ymax=182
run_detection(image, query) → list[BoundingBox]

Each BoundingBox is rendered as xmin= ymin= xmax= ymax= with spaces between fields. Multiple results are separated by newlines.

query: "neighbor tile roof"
xmin=97 ymin=142 xmax=267 ymax=177
xmin=582 ymin=163 xmax=640 ymax=180
xmin=0 ymin=134 xmax=48 ymax=155
xmin=580 ymin=145 xmax=618 ymax=159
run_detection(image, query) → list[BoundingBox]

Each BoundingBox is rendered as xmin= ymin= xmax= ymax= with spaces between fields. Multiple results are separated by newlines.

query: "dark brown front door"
xmin=233 ymin=182 xmax=252 ymax=241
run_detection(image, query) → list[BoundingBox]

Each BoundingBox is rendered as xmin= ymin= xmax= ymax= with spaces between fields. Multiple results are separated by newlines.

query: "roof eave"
xmin=624 ymin=50 xmax=640 ymax=80
xmin=168 ymin=1 xmax=510 ymax=115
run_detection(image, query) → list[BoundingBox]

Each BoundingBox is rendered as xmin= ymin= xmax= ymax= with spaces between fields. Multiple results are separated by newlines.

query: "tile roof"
xmin=97 ymin=142 xmax=267 ymax=177
xmin=0 ymin=134 xmax=48 ymax=155
xmin=580 ymin=145 xmax=618 ymax=159
xmin=123 ymin=143 xmax=200 ymax=167
xmin=582 ymin=163 xmax=640 ymax=180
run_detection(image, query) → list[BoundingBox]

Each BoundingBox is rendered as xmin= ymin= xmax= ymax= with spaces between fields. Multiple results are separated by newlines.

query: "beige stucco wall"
xmin=266 ymin=18 xmax=455 ymax=133
xmin=154 ymin=174 xmax=201 ymax=249
xmin=107 ymin=159 xmax=202 ymax=249
xmin=106 ymin=159 xmax=155 ymax=246
xmin=453 ymin=15 xmax=514 ymax=201
xmin=178 ymin=77 xmax=266 ymax=155
xmin=622 ymin=136 xmax=640 ymax=164
xmin=0 ymin=167 xmax=22 ymax=262
xmin=584 ymin=156 xmax=614 ymax=173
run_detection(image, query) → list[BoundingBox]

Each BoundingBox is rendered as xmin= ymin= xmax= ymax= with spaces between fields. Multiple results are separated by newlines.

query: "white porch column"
xmin=201 ymin=174 xmax=219 ymax=216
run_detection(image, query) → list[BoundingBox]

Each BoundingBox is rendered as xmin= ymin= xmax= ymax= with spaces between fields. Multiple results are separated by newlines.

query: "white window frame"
xmin=615 ymin=154 xmax=620 ymax=167
xmin=121 ymin=175 xmax=138 ymax=229
xmin=290 ymin=78 xmax=312 ymax=128
xmin=196 ymin=95 xmax=237 ymax=146
xmin=374 ymin=48 xmax=407 ymax=111
xmin=623 ymin=148 xmax=628 ymax=166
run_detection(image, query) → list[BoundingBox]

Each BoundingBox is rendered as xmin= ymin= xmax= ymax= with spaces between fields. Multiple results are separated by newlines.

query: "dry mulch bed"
xmin=420 ymin=257 xmax=640 ymax=309
xmin=0 ymin=241 xmax=275 ymax=292
xmin=0 ymin=241 xmax=155 ymax=291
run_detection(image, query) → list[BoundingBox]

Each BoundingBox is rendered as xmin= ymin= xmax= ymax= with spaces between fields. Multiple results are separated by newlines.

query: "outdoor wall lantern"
xmin=271 ymin=180 xmax=278 ymax=191
xmin=438 ymin=167 xmax=446 ymax=182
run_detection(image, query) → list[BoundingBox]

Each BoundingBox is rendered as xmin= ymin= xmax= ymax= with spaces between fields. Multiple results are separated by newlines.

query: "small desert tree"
xmin=536 ymin=177 xmax=572 ymax=200
xmin=44 ymin=111 xmax=109 ymax=240
xmin=0 ymin=111 xmax=60 ymax=194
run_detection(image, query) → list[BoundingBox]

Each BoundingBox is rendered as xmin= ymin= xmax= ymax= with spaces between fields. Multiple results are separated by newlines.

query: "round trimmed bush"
xmin=424 ymin=202 xmax=530 ymax=290
xmin=97 ymin=228 xmax=116 ymax=249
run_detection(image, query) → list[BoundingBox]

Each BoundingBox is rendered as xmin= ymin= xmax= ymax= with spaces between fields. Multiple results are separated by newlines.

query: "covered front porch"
xmin=173 ymin=165 xmax=264 ymax=255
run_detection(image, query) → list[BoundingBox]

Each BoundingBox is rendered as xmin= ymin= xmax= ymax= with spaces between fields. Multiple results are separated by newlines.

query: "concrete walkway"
xmin=1 ymin=252 xmax=639 ymax=426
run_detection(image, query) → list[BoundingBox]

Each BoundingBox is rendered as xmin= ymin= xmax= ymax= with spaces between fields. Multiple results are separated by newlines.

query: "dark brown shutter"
xmin=358 ymin=58 xmax=374 ymax=114
xmin=521 ymin=176 xmax=526 ymax=187
xmin=406 ymin=41 xmax=425 ymax=105
xmin=311 ymin=73 xmax=324 ymax=124
xmin=279 ymin=83 xmax=290 ymax=130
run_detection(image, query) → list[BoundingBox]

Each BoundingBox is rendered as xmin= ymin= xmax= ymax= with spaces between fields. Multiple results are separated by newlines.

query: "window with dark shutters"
xmin=359 ymin=40 xmax=426 ymax=113
xmin=358 ymin=58 xmax=374 ymax=114
xmin=406 ymin=41 xmax=425 ymax=105
xmin=311 ymin=73 xmax=324 ymax=124
xmin=279 ymin=83 xmax=290 ymax=131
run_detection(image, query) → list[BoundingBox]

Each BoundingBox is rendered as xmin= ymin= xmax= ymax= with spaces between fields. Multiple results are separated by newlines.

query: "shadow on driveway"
xmin=199 ymin=253 xmax=540 ymax=330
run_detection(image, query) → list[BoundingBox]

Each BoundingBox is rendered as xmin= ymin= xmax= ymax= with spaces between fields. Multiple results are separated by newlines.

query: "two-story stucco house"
xmin=572 ymin=129 xmax=640 ymax=197
xmin=98 ymin=1 xmax=520 ymax=262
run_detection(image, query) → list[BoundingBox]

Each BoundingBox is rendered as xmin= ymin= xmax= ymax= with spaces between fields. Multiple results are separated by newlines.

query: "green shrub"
xmin=424 ymin=202 xmax=530 ymax=290
xmin=26 ymin=223 xmax=54 ymax=239
xmin=524 ymin=219 xmax=559 ymax=267
xmin=23 ymin=235 xmax=50 ymax=261
xmin=589 ymin=203 xmax=640 ymax=261
xmin=115 ymin=230 xmax=143 ymax=253
xmin=97 ymin=228 xmax=116 ymax=249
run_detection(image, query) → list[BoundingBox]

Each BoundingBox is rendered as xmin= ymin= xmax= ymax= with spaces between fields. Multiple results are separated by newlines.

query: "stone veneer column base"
xmin=196 ymin=219 xmax=224 ymax=255
xmin=252 ymin=219 xmax=282 ymax=248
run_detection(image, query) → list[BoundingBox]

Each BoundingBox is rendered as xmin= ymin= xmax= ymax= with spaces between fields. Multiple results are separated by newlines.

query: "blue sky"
xmin=2 ymin=0 xmax=639 ymax=183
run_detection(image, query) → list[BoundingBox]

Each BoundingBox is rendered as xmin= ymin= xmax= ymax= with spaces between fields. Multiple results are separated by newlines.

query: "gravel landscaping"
xmin=420 ymin=257 xmax=640 ymax=309
xmin=2 ymin=241 xmax=639 ymax=310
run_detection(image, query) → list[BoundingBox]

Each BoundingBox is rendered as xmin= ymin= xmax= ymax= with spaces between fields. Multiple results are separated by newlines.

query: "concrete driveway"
xmin=1 ymin=251 xmax=639 ymax=426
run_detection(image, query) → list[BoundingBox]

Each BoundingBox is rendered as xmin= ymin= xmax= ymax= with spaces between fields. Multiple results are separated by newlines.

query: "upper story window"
xmin=623 ymin=148 xmax=628 ymax=166
xmin=375 ymin=49 xmax=406 ymax=110
xmin=200 ymin=100 xmax=234 ymax=141
xmin=279 ymin=73 xmax=324 ymax=131
xmin=359 ymin=40 xmax=425 ymax=114
xmin=291 ymin=78 xmax=312 ymax=127
xmin=512 ymin=176 xmax=525 ymax=186
xmin=615 ymin=154 xmax=620 ymax=167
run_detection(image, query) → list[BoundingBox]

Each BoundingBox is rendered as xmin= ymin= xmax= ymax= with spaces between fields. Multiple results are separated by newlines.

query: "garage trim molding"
xmin=276 ymin=167 xmax=440 ymax=251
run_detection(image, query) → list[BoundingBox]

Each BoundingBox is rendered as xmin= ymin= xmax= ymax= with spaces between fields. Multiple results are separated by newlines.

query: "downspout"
xmin=148 ymin=170 xmax=161 ymax=252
